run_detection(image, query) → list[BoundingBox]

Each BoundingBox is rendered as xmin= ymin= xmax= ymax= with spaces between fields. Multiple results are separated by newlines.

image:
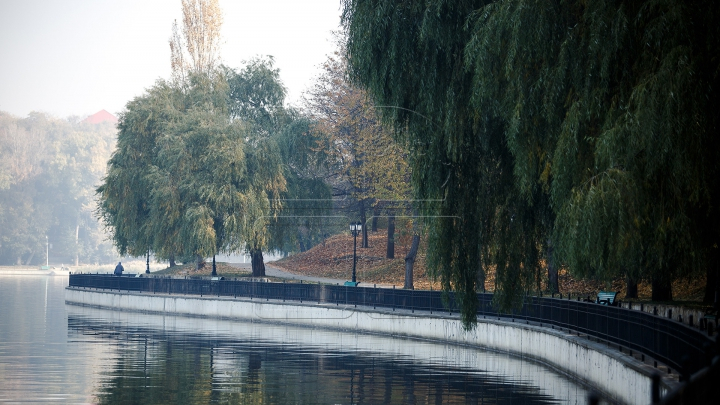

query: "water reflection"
xmin=0 ymin=276 xmax=603 ymax=404
xmin=67 ymin=305 xmax=595 ymax=404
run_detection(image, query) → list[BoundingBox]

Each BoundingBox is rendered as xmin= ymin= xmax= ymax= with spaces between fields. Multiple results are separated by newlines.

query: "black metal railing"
xmin=658 ymin=356 xmax=720 ymax=405
xmin=509 ymin=296 xmax=715 ymax=377
xmin=68 ymin=274 xmax=716 ymax=381
xmin=68 ymin=274 xmax=461 ymax=313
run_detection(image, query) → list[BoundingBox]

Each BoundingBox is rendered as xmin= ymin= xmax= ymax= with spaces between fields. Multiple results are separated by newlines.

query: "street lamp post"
xmin=350 ymin=222 xmax=362 ymax=283
xmin=46 ymin=236 xmax=48 ymax=266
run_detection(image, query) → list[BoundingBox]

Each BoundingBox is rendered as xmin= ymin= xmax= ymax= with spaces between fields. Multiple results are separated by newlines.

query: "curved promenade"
xmin=66 ymin=279 xmax=684 ymax=405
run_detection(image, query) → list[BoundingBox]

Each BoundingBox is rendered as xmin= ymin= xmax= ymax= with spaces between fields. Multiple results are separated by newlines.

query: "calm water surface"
xmin=0 ymin=275 xmax=605 ymax=404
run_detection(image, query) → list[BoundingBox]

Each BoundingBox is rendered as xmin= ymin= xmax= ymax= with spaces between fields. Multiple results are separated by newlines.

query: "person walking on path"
xmin=114 ymin=262 xmax=124 ymax=276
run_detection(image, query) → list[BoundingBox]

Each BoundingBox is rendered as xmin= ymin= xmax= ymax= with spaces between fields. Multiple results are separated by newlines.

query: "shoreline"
xmin=0 ymin=268 xmax=70 ymax=276
xmin=66 ymin=286 xmax=676 ymax=405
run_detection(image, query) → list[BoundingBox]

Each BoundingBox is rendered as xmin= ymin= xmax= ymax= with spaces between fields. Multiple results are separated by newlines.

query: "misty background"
xmin=0 ymin=0 xmax=341 ymax=266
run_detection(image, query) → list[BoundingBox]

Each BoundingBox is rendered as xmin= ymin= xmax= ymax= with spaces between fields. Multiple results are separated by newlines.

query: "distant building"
xmin=82 ymin=109 xmax=118 ymax=124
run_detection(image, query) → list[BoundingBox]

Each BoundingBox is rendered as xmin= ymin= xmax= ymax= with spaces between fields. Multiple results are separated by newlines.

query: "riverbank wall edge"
xmin=65 ymin=287 xmax=669 ymax=404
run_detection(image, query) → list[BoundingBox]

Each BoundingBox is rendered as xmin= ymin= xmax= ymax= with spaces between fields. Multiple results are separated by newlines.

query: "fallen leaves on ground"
xmin=272 ymin=232 xmax=441 ymax=289
xmin=153 ymin=232 xmax=707 ymax=303
xmin=272 ymin=232 xmax=707 ymax=302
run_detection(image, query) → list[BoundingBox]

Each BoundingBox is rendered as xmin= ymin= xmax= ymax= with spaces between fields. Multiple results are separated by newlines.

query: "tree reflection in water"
xmin=68 ymin=315 xmax=590 ymax=404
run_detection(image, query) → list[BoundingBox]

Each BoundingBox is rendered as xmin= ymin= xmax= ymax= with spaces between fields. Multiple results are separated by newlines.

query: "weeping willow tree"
xmin=147 ymin=73 xmax=268 ymax=272
xmin=227 ymin=57 xmax=292 ymax=276
xmin=342 ymin=0 xmax=548 ymax=327
xmin=96 ymin=83 xmax=174 ymax=259
xmin=270 ymin=108 xmax=334 ymax=255
xmin=342 ymin=0 xmax=720 ymax=327
xmin=97 ymin=70 xmax=286 ymax=274
xmin=466 ymin=0 xmax=720 ymax=302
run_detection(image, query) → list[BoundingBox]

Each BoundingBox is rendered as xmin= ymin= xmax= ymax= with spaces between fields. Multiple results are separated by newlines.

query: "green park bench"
xmin=596 ymin=291 xmax=619 ymax=306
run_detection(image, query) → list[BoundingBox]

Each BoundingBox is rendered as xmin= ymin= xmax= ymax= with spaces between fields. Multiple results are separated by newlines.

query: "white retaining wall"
xmin=66 ymin=287 xmax=672 ymax=404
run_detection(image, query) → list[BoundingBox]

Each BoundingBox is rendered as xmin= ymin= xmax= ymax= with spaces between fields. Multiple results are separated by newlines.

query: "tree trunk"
xmin=547 ymin=240 xmax=558 ymax=293
xmin=211 ymin=255 xmax=217 ymax=277
xmin=195 ymin=255 xmax=204 ymax=271
xmin=251 ymin=249 xmax=265 ymax=277
xmin=299 ymin=241 xmax=306 ymax=252
xmin=703 ymin=246 xmax=719 ymax=305
xmin=169 ymin=254 xmax=176 ymax=268
xmin=651 ymin=276 xmax=673 ymax=301
xmin=477 ymin=261 xmax=486 ymax=293
xmin=372 ymin=203 xmax=380 ymax=232
xmin=404 ymin=235 xmax=420 ymax=290
xmin=24 ymin=251 xmax=35 ymax=266
xmin=386 ymin=215 xmax=395 ymax=259
xmin=360 ymin=199 xmax=368 ymax=248
xmin=626 ymin=277 xmax=638 ymax=299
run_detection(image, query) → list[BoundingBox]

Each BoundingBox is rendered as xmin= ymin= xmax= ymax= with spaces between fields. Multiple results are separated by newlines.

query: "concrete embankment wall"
xmin=65 ymin=287 xmax=668 ymax=405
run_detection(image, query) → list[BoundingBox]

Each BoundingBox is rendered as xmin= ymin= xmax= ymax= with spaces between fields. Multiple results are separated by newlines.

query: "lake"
xmin=0 ymin=275 xmax=605 ymax=404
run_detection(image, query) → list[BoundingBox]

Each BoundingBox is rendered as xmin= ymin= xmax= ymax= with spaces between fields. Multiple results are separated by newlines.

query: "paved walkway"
xmin=227 ymin=262 xmax=394 ymax=288
xmin=227 ymin=262 xmax=347 ymax=285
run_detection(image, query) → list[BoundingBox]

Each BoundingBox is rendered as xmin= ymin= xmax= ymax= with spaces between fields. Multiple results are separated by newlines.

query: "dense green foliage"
xmin=270 ymin=108 xmax=334 ymax=254
xmin=97 ymin=59 xmax=332 ymax=273
xmin=228 ymin=58 xmax=333 ymax=258
xmin=0 ymin=112 xmax=117 ymax=265
xmin=342 ymin=0 xmax=720 ymax=327
xmin=98 ymin=71 xmax=277 ymax=269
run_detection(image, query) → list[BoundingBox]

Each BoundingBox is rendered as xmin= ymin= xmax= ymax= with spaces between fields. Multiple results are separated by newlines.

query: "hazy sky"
xmin=0 ymin=0 xmax=342 ymax=119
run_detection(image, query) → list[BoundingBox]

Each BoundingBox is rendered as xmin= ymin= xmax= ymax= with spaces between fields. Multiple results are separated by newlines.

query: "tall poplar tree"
xmin=170 ymin=0 xmax=223 ymax=83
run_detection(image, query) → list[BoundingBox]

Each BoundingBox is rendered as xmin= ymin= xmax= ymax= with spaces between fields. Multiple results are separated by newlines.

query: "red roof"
xmin=83 ymin=109 xmax=118 ymax=124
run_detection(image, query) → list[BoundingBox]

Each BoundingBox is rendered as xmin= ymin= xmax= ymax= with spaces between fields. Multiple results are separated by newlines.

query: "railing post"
xmin=680 ymin=355 xmax=690 ymax=382
xmin=651 ymin=373 xmax=660 ymax=404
